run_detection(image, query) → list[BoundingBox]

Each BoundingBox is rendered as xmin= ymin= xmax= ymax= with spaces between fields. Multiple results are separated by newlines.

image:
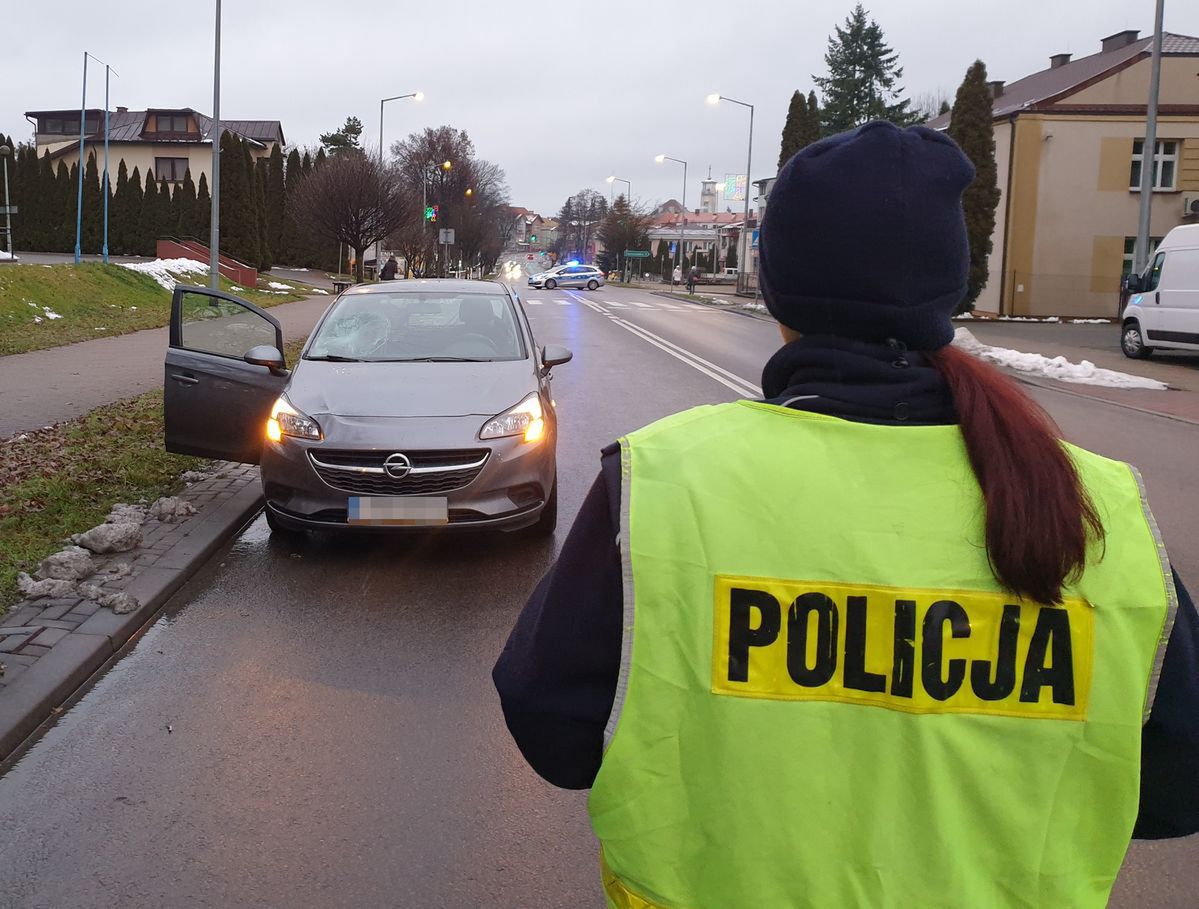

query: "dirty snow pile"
xmin=953 ymin=328 xmax=1166 ymax=390
xmin=0 ymin=250 xmax=17 ymax=261
xmin=311 ymin=288 xmax=330 ymax=295
xmin=118 ymin=258 xmax=209 ymax=291
xmin=267 ymin=281 xmax=294 ymax=290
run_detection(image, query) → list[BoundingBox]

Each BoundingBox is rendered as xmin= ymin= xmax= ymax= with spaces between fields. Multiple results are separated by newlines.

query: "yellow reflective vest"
xmin=589 ymin=401 xmax=1176 ymax=909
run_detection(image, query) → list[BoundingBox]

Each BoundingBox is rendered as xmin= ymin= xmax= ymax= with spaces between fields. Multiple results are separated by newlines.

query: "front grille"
xmin=309 ymin=448 xmax=489 ymax=496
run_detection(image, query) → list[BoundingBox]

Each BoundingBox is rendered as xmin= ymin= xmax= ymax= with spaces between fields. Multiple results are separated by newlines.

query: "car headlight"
xmin=480 ymin=393 xmax=545 ymax=443
xmin=266 ymin=396 xmax=322 ymax=442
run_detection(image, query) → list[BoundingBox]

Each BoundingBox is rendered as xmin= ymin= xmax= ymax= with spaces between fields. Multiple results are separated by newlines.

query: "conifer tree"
xmin=813 ymin=4 xmax=914 ymax=133
xmin=266 ymin=144 xmax=286 ymax=260
xmin=804 ymin=91 xmax=823 ymax=145
xmin=280 ymin=148 xmax=303 ymax=264
xmin=218 ymin=133 xmax=256 ymax=265
xmin=125 ymin=166 xmax=144 ymax=256
xmin=60 ymin=161 xmax=79 ymax=253
xmin=195 ymin=172 xmax=211 ymax=237
xmin=110 ymin=159 xmax=130 ymax=254
xmin=82 ymin=152 xmax=102 ymax=252
xmin=175 ymin=168 xmax=197 ymax=236
xmin=155 ymin=175 xmax=173 ymax=248
xmin=947 ymin=60 xmax=1001 ymax=312
xmin=778 ymin=92 xmax=806 ymax=169
xmin=137 ymin=169 xmax=158 ymax=255
xmin=254 ymin=155 xmax=272 ymax=270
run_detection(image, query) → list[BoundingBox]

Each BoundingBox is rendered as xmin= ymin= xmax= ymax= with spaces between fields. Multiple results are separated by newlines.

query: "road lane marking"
xmin=627 ymin=301 xmax=653 ymax=308
xmin=607 ymin=302 xmax=628 ymax=308
xmin=525 ymin=300 xmax=543 ymax=305
xmin=555 ymin=299 xmax=571 ymax=305
xmin=579 ymin=299 xmax=608 ymax=315
xmin=610 ymin=317 xmax=761 ymax=398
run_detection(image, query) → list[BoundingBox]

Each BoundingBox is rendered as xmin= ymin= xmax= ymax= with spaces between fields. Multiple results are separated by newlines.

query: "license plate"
xmin=348 ymin=496 xmax=449 ymax=526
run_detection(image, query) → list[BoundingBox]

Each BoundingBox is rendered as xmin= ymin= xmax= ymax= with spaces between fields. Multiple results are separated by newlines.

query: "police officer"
xmin=494 ymin=122 xmax=1199 ymax=908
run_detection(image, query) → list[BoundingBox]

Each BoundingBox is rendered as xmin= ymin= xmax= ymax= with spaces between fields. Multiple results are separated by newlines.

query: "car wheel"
xmin=545 ymin=278 xmax=557 ymax=290
xmin=1121 ymin=321 xmax=1154 ymax=359
xmin=265 ymin=506 xmax=303 ymax=537
xmin=587 ymin=280 xmax=599 ymax=290
xmin=530 ymin=481 xmax=558 ymax=537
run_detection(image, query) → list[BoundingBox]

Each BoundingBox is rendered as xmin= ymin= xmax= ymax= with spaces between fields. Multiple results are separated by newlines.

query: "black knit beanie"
xmin=759 ymin=120 xmax=975 ymax=351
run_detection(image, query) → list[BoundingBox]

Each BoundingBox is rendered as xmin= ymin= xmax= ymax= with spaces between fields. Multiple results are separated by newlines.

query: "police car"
xmin=528 ymin=263 xmax=605 ymax=291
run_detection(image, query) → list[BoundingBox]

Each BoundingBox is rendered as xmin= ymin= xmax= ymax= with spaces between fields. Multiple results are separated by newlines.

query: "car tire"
xmin=545 ymin=279 xmax=557 ymax=290
xmin=265 ymin=506 xmax=303 ymax=537
xmin=587 ymin=280 xmax=599 ymax=290
xmin=1121 ymin=321 xmax=1154 ymax=359
xmin=530 ymin=481 xmax=558 ymax=537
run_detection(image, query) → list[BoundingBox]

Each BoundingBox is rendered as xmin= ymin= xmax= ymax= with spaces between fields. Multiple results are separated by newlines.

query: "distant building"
xmin=648 ymin=201 xmax=749 ymax=272
xmin=927 ymin=30 xmax=1199 ymax=317
xmin=23 ymin=106 xmax=284 ymax=187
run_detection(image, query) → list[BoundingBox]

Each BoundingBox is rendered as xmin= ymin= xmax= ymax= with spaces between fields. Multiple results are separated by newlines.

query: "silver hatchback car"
xmin=163 ymin=280 xmax=571 ymax=535
xmin=528 ymin=264 xmax=606 ymax=291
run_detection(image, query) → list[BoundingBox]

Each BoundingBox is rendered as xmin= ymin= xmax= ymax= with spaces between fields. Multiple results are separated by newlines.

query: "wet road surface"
xmin=0 ymin=284 xmax=1196 ymax=907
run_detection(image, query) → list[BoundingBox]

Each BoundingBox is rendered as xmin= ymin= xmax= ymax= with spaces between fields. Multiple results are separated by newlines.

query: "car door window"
xmin=1145 ymin=252 xmax=1167 ymax=292
xmin=178 ymin=290 xmax=278 ymax=358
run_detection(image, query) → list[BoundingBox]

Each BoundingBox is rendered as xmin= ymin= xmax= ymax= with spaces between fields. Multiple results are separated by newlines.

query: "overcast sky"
xmin=5 ymin=1 xmax=1197 ymax=217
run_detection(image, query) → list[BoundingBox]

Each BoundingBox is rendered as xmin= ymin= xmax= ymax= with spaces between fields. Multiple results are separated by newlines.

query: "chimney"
xmin=988 ymin=80 xmax=1006 ymax=99
xmin=1101 ymin=30 xmax=1140 ymax=53
xmin=1049 ymin=53 xmax=1072 ymax=69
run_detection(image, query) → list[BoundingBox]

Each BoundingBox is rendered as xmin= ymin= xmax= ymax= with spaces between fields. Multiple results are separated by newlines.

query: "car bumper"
xmin=260 ymin=414 xmax=555 ymax=532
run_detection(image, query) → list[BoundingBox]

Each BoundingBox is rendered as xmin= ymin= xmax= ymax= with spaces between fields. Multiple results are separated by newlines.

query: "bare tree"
xmin=289 ymin=153 xmax=415 ymax=282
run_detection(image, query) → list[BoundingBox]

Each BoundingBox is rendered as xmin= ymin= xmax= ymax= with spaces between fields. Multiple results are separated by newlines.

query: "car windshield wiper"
xmin=388 ymin=356 xmax=493 ymax=362
xmin=305 ymin=354 xmax=363 ymax=362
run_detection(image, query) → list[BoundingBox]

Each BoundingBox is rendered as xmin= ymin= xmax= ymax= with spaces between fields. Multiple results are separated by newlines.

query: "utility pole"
xmin=209 ymin=0 xmax=222 ymax=290
xmin=1133 ymin=0 xmax=1166 ymax=275
xmin=0 ymin=145 xmax=12 ymax=256
xmin=74 ymin=52 xmax=88 ymax=264
xmin=102 ymin=64 xmax=112 ymax=264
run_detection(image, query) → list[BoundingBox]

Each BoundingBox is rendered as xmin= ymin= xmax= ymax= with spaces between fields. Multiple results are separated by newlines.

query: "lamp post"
xmin=376 ymin=90 xmax=423 ymax=274
xmin=101 ymin=63 xmax=119 ymax=264
xmin=209 ymin=0 xmax=222 ymax=288
xmin=420 ymin=159 xmax=451 ymax=276
xmin=706 ymin=93 xmax=754 ymax=287
xmin=0 ymin=145 xmax=12 ymax=256
xmin=606 ymin=175 xmax=631 ymax=205
xmin=655 ymin=154 xmax=687 ymax=277
xmin=1133 ymin=0 xmax=1166 ymax=275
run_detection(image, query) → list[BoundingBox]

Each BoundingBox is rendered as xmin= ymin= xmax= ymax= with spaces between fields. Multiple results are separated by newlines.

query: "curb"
xmin=0 ymin=482 xmax=264 ymax=759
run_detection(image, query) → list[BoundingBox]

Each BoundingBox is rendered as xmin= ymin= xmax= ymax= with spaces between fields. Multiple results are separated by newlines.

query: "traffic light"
xmin=529 ymin=234 xmax=537 ymax=242
xmin=425 ymin=205 xmax=439 ymax=223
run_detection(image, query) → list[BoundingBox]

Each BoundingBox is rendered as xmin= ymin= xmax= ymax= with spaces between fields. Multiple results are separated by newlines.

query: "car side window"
xmin=1145 ymin=252 xmax=1167 ymax=292
xmin=179 ymin=291 xmax=277 ymax=359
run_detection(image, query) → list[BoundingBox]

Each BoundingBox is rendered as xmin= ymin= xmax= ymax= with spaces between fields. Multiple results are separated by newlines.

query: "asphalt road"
xmin=0 ymin=284 xmax=1196 ymax=907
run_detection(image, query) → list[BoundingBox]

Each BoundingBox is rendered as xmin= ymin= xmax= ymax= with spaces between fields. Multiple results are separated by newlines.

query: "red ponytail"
xmin=926 ymin=345 xmax=1104 ymax=605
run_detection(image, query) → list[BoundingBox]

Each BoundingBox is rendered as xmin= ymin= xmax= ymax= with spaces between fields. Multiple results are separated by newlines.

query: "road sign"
xmin=623 ymin=250 xmax=651 ymax=258
xmin=0 ymin=206 xmax=17 ymax=215
xmin=669 ymin=242 xmax=677 ymax=255
xmin=439 ymin=228 xmax=455 ymax=244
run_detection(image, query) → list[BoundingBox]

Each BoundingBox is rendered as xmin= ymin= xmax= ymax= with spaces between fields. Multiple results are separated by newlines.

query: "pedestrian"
xmin=672 ymin=264 xmax=682 ymax=287
xmin=493 ymin=121 xmax=1199 ymax=908
xmin=687 ymin=264 xmax=699 ymax=294
xmin=380 ymin=255 xmax=398 ymax=281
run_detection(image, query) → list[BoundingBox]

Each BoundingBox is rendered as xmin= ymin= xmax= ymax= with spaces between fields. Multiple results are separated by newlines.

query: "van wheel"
xmin=587 ymin=280 xmax=599 ymax=290
xmin=545 ymin=278 xmax=557 ymax=290
xmin=1121 ymin=321 xmax=1153 ymax=359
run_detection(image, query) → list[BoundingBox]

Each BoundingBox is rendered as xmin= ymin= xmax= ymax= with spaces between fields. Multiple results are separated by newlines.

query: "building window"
xmin=155 ymin=157 xmax=190 ymax=183
xmin=155 ymin=114 xmax=189 ymax=133
xmin=1130 ymin=140 xmax=1178 ymax=191
xmin=1123 ymin=236 xmax=1163 ymax=275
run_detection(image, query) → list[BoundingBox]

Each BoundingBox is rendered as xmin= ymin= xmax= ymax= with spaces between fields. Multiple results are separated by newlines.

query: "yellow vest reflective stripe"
xmin=588 ymin=402 xmax=1176 ymax=909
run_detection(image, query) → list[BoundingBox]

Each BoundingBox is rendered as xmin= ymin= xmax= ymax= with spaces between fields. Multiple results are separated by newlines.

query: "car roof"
xmin=340 ymin=279 xmax=508 ymax=295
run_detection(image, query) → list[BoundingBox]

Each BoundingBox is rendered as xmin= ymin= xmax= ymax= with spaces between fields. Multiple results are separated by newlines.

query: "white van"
xmin=1122 ymin=224 xmax=1199 ymax=358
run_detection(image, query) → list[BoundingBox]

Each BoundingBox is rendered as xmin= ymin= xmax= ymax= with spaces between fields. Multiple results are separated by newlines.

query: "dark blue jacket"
xmin=493 ymin=338 xmax=1199 ymax=839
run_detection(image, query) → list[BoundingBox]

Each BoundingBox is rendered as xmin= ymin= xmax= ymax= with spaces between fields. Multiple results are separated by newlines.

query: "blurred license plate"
xmin=348 ymin=497 xmax=449 ymax=526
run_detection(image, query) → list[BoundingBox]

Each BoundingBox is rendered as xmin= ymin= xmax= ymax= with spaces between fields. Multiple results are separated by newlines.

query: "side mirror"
xmin=1124 ymin=273 xmax=1143 ymax=293
xmin=245 ymin=345 xmax=286 ymax=374
xmin=541 ymin=345 xmax=573 ymax=368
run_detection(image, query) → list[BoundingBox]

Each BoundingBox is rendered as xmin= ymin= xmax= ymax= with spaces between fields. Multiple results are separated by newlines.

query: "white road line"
xmin=525 ymin=300 xmax=543 ymax=305
xmin=555 ymin=299 xmax=571 ymax=305
xmin=657 ymin=303 xmax=684 ymax=310
xmin=626 ymin=301 xmax=654 ymax=308
xmin=611 ymin=318 xmax=761 ymax=398
xmin=579 ymin=299 xmax=608 ymax=314
xmin=607 ymin=302 xmax=627 ymax=308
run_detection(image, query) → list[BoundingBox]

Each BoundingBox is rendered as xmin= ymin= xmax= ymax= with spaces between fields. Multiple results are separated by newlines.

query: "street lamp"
xmin=655 ymin=154 xmax=687 ymax=277
xmin=707 ymin=93 xmax=754 ymax=286
xmin=420 ymin=159 xmax=452 ymax=277
xmin=376 ymin=90 xmax=423 ymax=272
xmin=606 ymin=174 xmax=631 ymax=205
xmin=0 ymin=145 xmax=12 ymax=257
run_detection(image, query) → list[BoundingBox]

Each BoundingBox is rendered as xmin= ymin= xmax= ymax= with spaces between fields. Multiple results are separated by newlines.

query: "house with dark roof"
xmin=22 ymin=106 xmax=284 ymax=189
xmin=928 ymin=29 xmax=1199 ymax=317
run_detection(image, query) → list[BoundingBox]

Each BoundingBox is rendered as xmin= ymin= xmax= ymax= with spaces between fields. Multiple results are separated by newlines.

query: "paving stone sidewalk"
xmin=0 ymin=462 xmax=263 ymax=756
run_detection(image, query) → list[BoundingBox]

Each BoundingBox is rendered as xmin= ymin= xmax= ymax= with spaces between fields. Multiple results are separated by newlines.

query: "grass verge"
xmin=0 ymin=391 xmax=204 ymax=612
xmin=0 ymin=263 xmax=323 ymax=356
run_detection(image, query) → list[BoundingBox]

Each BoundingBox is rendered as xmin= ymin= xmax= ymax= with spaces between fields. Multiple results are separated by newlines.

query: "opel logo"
xmin=383 ymin=452 xmax=412 ymax=479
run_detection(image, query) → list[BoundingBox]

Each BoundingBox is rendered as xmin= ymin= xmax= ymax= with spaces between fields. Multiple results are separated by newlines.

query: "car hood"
xmin=287 ymin=359 xmax=537 ymax=418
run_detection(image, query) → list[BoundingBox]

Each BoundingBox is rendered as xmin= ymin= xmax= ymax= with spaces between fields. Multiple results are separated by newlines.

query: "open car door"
xmin=164 ymin=286 xmax=289 ymax=464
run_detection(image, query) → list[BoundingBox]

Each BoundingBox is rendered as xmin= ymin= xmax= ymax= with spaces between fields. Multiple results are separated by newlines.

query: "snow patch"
xmin=267 ymin=281 xmax=294 ymax=290
xmin=42 ymin=307 xmax=62 ymax=320
xmin=1069 ymin=319 xmax=1110 ymax=324
xmin=0 ymin=250 xmax=18 ymax=261
xmin=311 ymin=288 xmax=330 ymax=295
xmin=997 ymin=316 xmax=1060 ymax=323
xmin=118 ymin=257 xmax=209 ymax=291
xmin=953 ymin=328 xmax=1166 ymax=390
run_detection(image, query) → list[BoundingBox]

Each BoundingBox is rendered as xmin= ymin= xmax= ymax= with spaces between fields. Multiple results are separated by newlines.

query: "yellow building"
xmin=930 ymin=30 xmax=1199 ymax=317
xmin=23 ymin=106 xmax=284 ymax=191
